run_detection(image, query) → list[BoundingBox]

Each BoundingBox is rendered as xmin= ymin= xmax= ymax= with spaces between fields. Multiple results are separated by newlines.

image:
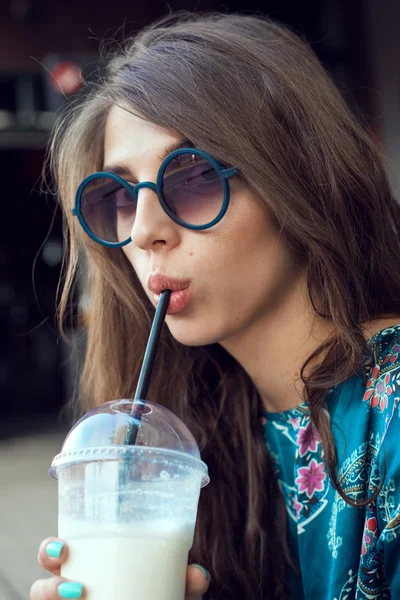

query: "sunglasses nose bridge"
xmin=132 ymin=181 xmax=157 ymax=200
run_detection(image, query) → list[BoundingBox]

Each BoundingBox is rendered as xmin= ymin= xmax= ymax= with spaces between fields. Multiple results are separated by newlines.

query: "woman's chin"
xmin=166 ymin=321 xmax=222 ymax=347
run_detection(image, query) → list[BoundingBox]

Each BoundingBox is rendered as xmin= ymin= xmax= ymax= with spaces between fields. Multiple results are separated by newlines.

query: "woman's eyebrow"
xmin=159 ymin=138 xmax=195 ymax=160
xmin=102 ymin=138 xmax=195 ymax=178
xmin=102 ymin=163 xmax=134 ymax=178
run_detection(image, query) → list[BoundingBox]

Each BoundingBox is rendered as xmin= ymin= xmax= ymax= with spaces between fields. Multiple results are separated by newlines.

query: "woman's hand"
xmin=30 ymin=537 xmax=211 ymax=600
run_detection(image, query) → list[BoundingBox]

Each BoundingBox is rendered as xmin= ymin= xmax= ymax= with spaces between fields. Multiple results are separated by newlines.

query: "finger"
xmin=186 ymin=564 xmax=211 ymax=599
xmin=30 ymin=577 xmax=83 ymax=600
xmin=38 ymin=538 xmax=68 ymax=575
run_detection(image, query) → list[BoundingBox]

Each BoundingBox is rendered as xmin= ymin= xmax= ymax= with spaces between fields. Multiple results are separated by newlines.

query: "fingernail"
xmin=190 ymin=564 xmax=211 ymax=582
xmin=58 ymin=582 xmax=83 ymax=599
xmin=45 ymin=541 xmax=64 ymax=558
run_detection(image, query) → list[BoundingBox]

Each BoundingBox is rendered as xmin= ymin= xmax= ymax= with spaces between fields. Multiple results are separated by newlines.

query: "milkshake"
xmin=50 ymin=400 xmax=209 ymax=600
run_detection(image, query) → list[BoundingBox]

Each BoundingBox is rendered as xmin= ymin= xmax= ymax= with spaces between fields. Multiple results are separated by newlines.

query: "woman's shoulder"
xmin=363 ymin=317 xmax=400 ymax=366
xmin=360 ymin=317 xmax=400 ymax=414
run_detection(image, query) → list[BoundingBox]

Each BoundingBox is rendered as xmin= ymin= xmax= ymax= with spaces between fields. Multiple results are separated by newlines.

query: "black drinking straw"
xmin=124 ymin=289 xmax=171 ymax=445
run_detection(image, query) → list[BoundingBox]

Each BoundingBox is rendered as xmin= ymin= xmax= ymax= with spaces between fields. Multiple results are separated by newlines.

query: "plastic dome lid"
xmin=49 ymin=399 xmax=209 ymax=486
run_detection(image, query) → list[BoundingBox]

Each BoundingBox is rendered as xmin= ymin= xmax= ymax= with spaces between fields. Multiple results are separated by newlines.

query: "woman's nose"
xmin=130 ymin=185 xmax=180 ymax=251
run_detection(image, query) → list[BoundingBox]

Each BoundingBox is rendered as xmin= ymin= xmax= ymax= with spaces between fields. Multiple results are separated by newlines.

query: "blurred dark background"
xmin=0 ymin=1 xmax=399 ymax=598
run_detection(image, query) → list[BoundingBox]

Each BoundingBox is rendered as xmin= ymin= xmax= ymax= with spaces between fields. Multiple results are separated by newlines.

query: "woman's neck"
xmin=220 ymin=276 xmax=335 ymax=413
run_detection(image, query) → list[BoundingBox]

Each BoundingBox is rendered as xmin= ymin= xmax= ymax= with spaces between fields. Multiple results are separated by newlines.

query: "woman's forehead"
xmin=104 ymin=105 xmax=184 ymax=169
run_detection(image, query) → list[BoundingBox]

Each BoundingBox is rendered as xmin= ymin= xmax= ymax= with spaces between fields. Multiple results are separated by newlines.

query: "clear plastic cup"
xmin=49 ymin=399 xmax=209 ymax=600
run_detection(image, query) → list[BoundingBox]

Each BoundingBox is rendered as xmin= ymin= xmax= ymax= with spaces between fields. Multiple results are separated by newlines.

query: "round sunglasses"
xmin=72 ymin=147 xmax=240 ymax=247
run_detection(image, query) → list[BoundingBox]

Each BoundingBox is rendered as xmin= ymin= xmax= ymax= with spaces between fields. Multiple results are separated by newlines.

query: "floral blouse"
xmin=262 ymin=325 xmax=400 ymax=599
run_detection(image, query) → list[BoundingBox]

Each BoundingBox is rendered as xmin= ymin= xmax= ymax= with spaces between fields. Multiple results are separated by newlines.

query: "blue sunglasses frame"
xmin=72 ymin=147 xmax=240 ymax=248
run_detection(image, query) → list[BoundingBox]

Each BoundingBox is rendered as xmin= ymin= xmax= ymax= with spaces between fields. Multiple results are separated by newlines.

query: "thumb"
xmin=186 ymin=564 xmax=211 ymax=599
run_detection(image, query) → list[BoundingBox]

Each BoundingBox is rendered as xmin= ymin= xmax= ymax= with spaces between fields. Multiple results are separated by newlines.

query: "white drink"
xmin=60 ymin=520 xmax=194 ymax=600
xmin=52 ymin=402 xmax=209 ymax=599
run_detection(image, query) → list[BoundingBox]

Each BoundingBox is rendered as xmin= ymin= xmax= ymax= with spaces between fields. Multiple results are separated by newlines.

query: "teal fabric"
xmin=262 ymin=325 xmax=400 ymax=599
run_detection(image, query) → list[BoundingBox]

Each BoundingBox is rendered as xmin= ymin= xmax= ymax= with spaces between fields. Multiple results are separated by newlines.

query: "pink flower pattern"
xmin=297 ymin=421 xmax=320 ymax=457
xmin=296 ymin=458 xmax=327 ymax=499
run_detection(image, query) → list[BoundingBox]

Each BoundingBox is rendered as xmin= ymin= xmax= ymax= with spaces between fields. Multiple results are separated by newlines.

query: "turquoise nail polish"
xmin=58 ymin=582 xmax=83 ymax=599
xmin=45 ymin=541 xmax=64 ymax=558
xmin=190 ymin=563 xmax=211 ymax=582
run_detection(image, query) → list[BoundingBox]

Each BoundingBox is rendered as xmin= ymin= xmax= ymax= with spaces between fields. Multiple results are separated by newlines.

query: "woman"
xmin=30 ymin=10 xmax=400 ymax=600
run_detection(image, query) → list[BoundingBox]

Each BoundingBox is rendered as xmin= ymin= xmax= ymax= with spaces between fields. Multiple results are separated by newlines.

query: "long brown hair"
xmin=47 ymin=11 xmax=400 ymax=599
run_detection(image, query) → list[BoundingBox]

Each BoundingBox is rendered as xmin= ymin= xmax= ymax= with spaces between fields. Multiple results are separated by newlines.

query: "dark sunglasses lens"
xmin=162 ymin=154 xmax=224 ymax=226
xmin=80 ymin=176 xmax=136 ymax=243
